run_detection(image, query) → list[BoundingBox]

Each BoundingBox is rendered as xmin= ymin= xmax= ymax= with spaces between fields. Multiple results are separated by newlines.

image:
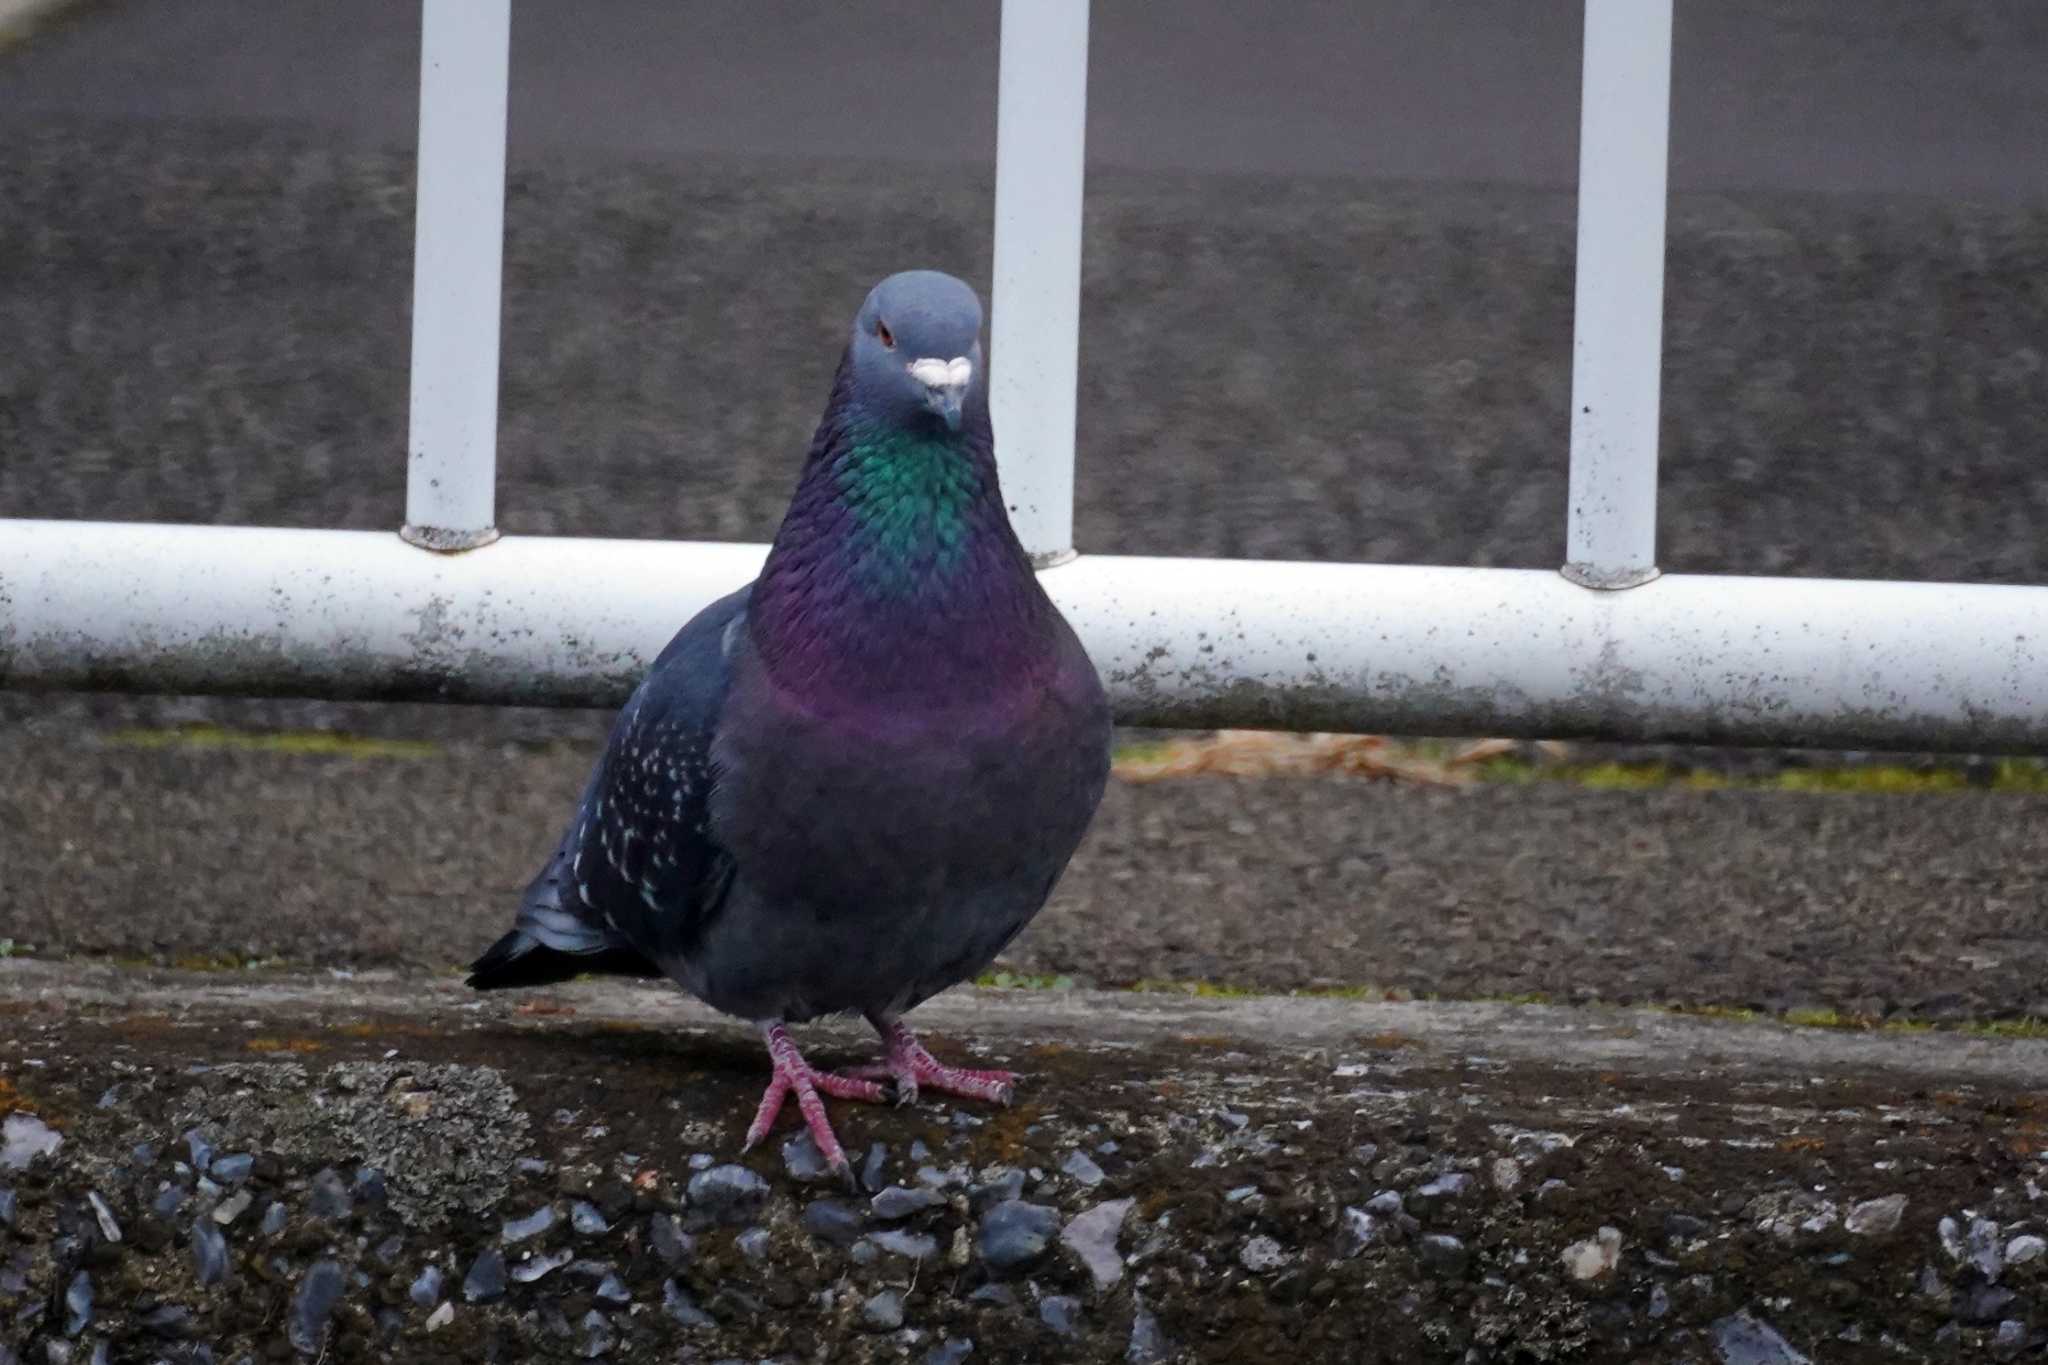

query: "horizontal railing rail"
xmin=3 ymin=0 xmax=2042 ymax=755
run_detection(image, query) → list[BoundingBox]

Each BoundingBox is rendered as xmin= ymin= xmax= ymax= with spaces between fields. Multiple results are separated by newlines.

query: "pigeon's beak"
xmin=910 ymin=356 xmax=973 ymax=432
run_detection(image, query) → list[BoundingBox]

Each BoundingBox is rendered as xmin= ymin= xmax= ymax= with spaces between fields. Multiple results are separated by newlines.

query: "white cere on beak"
xmin=908 ymin=356 xmax=973 ymax=392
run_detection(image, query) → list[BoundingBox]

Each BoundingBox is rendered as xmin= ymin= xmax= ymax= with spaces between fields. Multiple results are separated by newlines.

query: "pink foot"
xmin=836 ymin=1017 xmax=1018 ymax=1107
xmin=740 ymin=1022 xmax=889 ymax=1178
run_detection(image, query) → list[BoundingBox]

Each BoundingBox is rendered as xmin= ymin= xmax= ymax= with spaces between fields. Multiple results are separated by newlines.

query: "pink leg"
xmin=836 ymin=1015 xmax=1018 ymax=1107
xmin=740 ymin=1022 xmax=889 ymax=1177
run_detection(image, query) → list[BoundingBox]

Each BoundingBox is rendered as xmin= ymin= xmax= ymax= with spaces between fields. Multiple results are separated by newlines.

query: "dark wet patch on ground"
xmin=3 ymin=972 xmax=2046 ymax=1361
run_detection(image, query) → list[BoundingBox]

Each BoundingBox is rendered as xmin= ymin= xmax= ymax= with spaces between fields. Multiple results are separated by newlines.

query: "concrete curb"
xmin=6 ymin=958 xmax=2047 ymax=1088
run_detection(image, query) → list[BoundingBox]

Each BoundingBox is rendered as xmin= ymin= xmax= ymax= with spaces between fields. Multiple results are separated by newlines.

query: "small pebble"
xmin=409 ymin=1265 xmax=444 ymax=1307
xmin=1060 ymin=1151 xmax=1105 ymax=1187
xmin=2006 ymin=1234 xmax=2046 ymax=1265
xmin=0 ymin=1187 xmax=14 ymax=1227
xmin=210 ymin=1154 xmax=254 ymax=1184
xmin=861 ymin=1289 xmax=905 ymax=1331
xmin=736 ymin=1227 xmax=772 ymax=1259
xmin=923 ymin=1339 xmax=975 ymax=1365
xmin=579 ymin=1309 xmax=615 ymax=1359
xmin=1561 ymin=1226 xmax=1623 ymax=1282
xmin=182 ymin=1129 xmax=215 ymax=1173
xmin=1407 ymin=1172 xmax=1474 ymax=1217
xmin=1969 ymin=1218 xmax=2005 ymax=1281
xmin=425 ymin=1301 xmax=454 ymax=1332
xmin=595 ymin=1271 xmax=632 ymax=1304
xmin=259 ymin=1201 xmax=290 ymax=1237
xmin=190 ymin=1221 xmax=229 ymax=1286
xmin=1239 ymin=1235 xmax=1289 ymax=1273
xmin=860 ymin=1143 xmax=890 ymax=1192
xmin=64 ymin=1269 xmax=94 ymax=1335
xmin=85 ymin=1191 xmax=123 ymax=1243
xmin=686 ymin=1165 xmax=770 ymax=1225
xmin=873 ymin=1185 xmax=945 ymax=1219
xmin=288 ymin=1260 xmax=345 ymax=1356
xmin=663 ymin=1278 xmax=716 ymax=1328
xmin=373 ymin=1234 xmax=405 ymax=1267
xmin=1843 ymin=1194 xmax=1907 ymax=1237
xmin=802 ymin=1197 xmax=865 ymax=1247
xmin=211 ymin=1191 xmax=253 ymax=1226
xmin=1061 ymin=1198 xmax=1133 ymax=1291
xmin=649 ymin=1213 xmax=695 ymax=1264
xmin=463 ymin=1249 xmax=508 ymax=1303
xmin=511 ymin=1248 xmax=573 ymax=1284
xmin=354 ymin=1167 xmax=389 ymax=1205
xmin=1711 ymin=1309 xmax=1811 ymax=1365
xmin=872 ymin=1228 xmax=939 ymax=1260
xmin=501 ymin=1204 xmax=557 ymax=1244
xmin=968 ymin=1168 xmax=1025 ymax=1212
xmin=782 ymin=1131 xmax=833 ymax=1182
xmin=1364 ymin=1190 xmax=1404 ymax=1217
xmin=0 ymin=1113 xmax=60 ymax=1171
xmin=570 ymin=1201 xmax=610 ymax=1236
xmin=967 ymin=1283 xmax=1015 ymax=1307
xmin=1335 ymin=1208 xmax=1386 ymax=1259
xmin=1128 ymin=1297 xmax=1170 ymax=1363
xmin=977 ymin=1200 xmax=1060 ymax=1272
xmin=1039 ymin=1294 xmax=1082 ymax=1336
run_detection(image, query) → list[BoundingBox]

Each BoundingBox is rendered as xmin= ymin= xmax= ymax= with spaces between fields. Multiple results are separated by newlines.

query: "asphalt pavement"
xmin=1 ymin=2 xmax=2045 ymax=1017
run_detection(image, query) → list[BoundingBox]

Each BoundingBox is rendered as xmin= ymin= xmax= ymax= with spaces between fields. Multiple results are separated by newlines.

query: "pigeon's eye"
xmin=876 ymin=320 xmax=895 ymax=349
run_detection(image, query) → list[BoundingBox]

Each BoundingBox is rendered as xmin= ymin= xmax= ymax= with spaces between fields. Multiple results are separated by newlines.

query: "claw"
xmin=744 ymin=1022 xmax=890 ymax=1168
xmin=835 ymin=1016 xmax=1019 ymax=1108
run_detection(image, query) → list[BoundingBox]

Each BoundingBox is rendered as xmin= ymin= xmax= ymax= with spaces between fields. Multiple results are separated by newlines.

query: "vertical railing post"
xmin=1562 ymin=0 xmax=1673 ymax=590
xmin=401 ymin=0 xmax=512 ymax=552
xmin=990 ymin=0 xmax=1091 ymax=568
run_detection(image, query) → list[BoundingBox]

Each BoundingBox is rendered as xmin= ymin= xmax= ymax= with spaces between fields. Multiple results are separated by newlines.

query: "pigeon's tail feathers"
xmin=466 ymin=846 xmax=658 ymax=990
xmin=465 ymin=927 xmax=661 ymax=990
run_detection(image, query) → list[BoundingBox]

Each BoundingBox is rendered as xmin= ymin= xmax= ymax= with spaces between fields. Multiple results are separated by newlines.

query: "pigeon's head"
xmin=848 ymin=270 xmax=986 ymax=434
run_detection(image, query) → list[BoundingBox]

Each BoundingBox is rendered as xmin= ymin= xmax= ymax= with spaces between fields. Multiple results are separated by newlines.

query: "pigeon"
xmin=468 ymin=270 xmax=1112 ymax=1178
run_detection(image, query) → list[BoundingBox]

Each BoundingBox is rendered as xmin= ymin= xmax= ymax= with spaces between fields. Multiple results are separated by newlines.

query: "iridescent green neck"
xmin=832 ymin=424 xmax=988 ymax=592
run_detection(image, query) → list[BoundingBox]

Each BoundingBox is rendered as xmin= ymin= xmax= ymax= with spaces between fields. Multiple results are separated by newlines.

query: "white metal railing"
xmin=2 ymin=0 xmax=2044 ymax=755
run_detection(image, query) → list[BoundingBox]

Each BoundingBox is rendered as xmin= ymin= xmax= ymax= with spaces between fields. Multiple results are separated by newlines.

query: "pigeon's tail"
xmin=466 ymin=843 xmax=660 ymax=991
xmin=465 ymin=927 xmax=661 ymax=991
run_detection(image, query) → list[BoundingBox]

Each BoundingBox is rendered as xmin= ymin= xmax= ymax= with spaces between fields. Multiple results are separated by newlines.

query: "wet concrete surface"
xmin=3 ymin=729 xmax=2046 ymax=1023
xmin=3 ymin=962 xmax=2046 ymax=1361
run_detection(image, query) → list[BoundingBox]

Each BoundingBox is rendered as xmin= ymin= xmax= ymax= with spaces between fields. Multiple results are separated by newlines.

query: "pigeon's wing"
xmin=467 ymin=586 xmax=750 ymax=990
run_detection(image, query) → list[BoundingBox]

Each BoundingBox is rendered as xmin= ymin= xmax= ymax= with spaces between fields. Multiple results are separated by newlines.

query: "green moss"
xmin=1772 ymin=767 xmax=1969 ymax=794
xmin=1960 ymin=1016 xmax=2048 ymax=1040
xmin=1475 ymin=753 xmax=2048 ymax=795
xmin=108 ymin=724 xmax=440 ymax=760
xmin=973 ymin=971 xmax=1079 ymax=991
